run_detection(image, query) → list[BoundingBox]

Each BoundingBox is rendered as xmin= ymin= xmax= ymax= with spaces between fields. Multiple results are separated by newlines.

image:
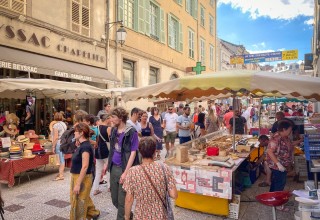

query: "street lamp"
xmin=106 ymin=20 xmax=127 ymax=46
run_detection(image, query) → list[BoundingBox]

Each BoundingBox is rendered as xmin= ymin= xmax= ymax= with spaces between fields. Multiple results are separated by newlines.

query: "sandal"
xmin=99 ymin=180 xmax=107 ymax=185
xmin=54 ymin=175 xmax=64 ymax=181
xmin=276 ymin=205 xmax=289 ymax=212
xmin=258 ymin=182 xmax=270 ymax=187
xmin=93 ymin=190 xmax=102 ymax=196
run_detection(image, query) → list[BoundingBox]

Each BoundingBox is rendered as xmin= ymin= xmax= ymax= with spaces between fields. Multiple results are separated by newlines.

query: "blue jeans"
xmin=55 ymin=142 xmax=65 ymax=164
xmin=270 ymin=168 xmax=287 ymax=192
xmin=179 ymin=136 xmax=191 ymax=144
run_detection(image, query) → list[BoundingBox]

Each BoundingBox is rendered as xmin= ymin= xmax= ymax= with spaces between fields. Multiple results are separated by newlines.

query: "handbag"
xmin=141 ymin=164 xmax=174 ymax=220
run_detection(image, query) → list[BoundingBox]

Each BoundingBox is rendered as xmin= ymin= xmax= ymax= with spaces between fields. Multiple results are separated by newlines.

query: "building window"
xmin=185 ymin=0 xmax=198 ymax=19
xmin=123 ymin=60 xmax=135 ymax=87
xmin=71 ymin=0 xmax=90 ymax=37
xmin=188 ymin=28 xmax=194 ymax=59
xmin=200 ymin=38 xmax=205 ymax=65
xmin=170 ymin=73 xmax=179 ymax=80
xmin=209 ymin=14 xmax=214 ymax=35
xmin=200 ymin=5 xmax=205 ymax=27
xmin=123 ymin=0 xmax=135 ymax=29
xmin=210 ymin=0 xmax=214 ymax=6
xmin=210 ymin=44 xmax=214 ymax=69
xmin=168 ymin=14 xmax=183 ymax=51
xmin=0 ymin=0 xmax=26 ymax=14
xmin=149 ymin=67 xmax=159 ymax=85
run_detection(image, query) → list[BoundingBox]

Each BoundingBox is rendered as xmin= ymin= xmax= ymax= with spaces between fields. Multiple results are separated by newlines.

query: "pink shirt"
xmin=223 ymin=112 xmax=234 ymax=129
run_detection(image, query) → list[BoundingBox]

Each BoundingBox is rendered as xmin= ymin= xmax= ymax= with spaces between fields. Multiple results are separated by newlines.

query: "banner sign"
xmin=230 ymin=49 xmax=298 ymax=64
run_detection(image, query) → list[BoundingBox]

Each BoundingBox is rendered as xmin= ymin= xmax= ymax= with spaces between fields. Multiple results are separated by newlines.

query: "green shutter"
xmin=193 ymin=0 xmax=198 ymax=19
xmin=118 ymin=0 xmax=124 ymax=22
xmin=145 ymin=0 xmax=150 ymax=36
xmin=168 ymin=14 xmax=173 ymax=48
xmin=185 ymin=0 xmax=190 ymax=13
xmin=179 ymin=22 xmax=183 ymax=52
xmin=160 ymin=9 xmax=165 ymax=43
xmin=138 ymin=0 xmax=145 ymax=33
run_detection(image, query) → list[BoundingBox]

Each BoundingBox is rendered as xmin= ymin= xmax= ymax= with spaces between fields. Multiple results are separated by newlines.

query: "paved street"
xmin=1 ymin=153 xmax=303 ymax=220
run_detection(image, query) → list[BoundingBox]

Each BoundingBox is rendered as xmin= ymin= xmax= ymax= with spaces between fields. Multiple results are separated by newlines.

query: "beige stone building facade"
xmin=107 ymin=0 xmax=217 ymax=88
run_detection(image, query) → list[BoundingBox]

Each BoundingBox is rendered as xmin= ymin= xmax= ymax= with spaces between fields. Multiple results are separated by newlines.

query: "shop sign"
xmin=0 ymin=24 xmax=104 ymax=63
xmin=0 ymin=60 xmax=38 ymax=73
xmin=54 ymin=71 xmax=92 ymax=82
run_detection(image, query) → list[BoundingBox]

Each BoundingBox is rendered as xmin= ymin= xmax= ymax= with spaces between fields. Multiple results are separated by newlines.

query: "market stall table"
xmin=0 ymin=153 xmax=50 ymax=187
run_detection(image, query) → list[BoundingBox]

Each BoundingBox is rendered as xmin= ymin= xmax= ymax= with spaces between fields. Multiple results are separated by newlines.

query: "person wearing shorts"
xmin=163 ymin=106 xmax=178 ymax=158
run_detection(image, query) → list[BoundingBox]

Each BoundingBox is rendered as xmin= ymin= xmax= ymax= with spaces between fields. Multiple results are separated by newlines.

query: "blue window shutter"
xmin=168 ymin=14 xmax=173 ymax=48
xmin=118 ymin=0 xmax=124 ymax=22
xmin=138 ymin=0 xmax=145 ymax=33
xmin=179 ymin=22 xmax=183 ymax=52
xmin=160 ymin=9 xmax=165 ymax=43
xmin=145 ymin=0 xmax=150 ymax=36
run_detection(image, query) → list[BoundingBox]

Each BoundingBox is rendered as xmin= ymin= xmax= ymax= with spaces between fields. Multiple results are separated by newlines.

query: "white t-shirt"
xmin=126 ymin=119 xmax=142 ymax=132
xmin=164 ymin=112 xmax=178 ymax=132
xmin=177 ymin=115 xmax=191 ymax=137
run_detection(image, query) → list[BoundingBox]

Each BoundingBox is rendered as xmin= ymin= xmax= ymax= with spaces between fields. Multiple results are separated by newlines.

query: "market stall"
xmin=122 ymin=70 xmax=320 ymax=217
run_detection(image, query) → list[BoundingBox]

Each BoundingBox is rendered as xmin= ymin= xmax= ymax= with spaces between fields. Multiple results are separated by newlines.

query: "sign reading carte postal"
xmin=171 ymin=165 xmax=232 ymax=199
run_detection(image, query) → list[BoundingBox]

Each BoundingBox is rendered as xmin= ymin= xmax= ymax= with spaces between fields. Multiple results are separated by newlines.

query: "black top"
xmin=95 ymin=125 xmax=109 ymax=159
xmin=71 ymin=141 xmax=94 ymax=174
xmin=141 ymin=123 xmax=152 ymax=137
xmin=229 ymin=116 xmax=247 ymax=134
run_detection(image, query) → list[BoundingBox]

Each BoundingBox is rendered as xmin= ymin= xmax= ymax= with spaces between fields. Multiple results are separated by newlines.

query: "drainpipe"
xmin=105 ymin=0 xmax=110 ymax=70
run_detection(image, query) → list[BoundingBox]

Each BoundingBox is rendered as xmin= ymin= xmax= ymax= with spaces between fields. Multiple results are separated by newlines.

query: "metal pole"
xmin=232 ymin=93 xmax=236 ymax=153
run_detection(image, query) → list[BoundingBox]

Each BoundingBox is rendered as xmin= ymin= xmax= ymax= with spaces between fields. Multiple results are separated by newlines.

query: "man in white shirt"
xmin=126 ymin=107 xmax=142 ymax=133
xmin=163 ymin=106 xmax=178 ymax=158
xmin=177 ymin=106 xmax=192 ymax=144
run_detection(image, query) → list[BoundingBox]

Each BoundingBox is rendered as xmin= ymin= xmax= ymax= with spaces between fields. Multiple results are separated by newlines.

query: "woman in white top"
xmin=52 ymin=112 xmax=67 ymax=181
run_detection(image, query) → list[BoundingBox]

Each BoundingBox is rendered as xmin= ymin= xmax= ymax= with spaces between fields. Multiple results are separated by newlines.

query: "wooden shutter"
xmin=118 ymin=0 xmax=124 ymax=23
xmin=11 ymin=0 xmax=25 ymax=14
xmin=179 ymin=22 xmax=183 ymax=52
xmin=81 ymin=0 xmax=90 ymax=37
xmin=72 ymin=0 xmax=80 ymax=33
xmin=168 ymin=14 xmax=173 ymax=48
xmin=145 ymin=0 xmax=150 ymax=36
xmin=0 ymin=0 xmax=9 ymax=9
xmin=160 ymin=9 xmax=165 ymax=43
xmin=138 ymin=0 xmax=145 ymax=33
xmin=193 ymin=0 xmax=198 ymax=19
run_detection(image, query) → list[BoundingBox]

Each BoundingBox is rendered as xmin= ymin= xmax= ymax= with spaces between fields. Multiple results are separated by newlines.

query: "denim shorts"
xmin=56 ymin=142 xmax=65 ymax=164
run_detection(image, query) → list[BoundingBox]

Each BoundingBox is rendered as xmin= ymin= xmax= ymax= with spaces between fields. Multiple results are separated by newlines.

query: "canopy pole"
xmin=232 ymin=92 xmax=236 ymax=153
xmin=258 ymin=98 xmax=262 ymax=132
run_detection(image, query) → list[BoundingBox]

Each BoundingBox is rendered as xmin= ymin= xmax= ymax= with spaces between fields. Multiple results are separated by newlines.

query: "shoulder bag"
xmin=141 ymin=164 xmax=174 ymax=220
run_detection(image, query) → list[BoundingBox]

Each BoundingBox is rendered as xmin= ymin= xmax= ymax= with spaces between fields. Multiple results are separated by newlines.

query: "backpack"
xmin=59 ymin=128 xmax=76 ymax=154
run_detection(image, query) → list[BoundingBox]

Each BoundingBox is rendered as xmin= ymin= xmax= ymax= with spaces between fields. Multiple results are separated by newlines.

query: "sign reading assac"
xmin=0 ymin=24 xmax=104 ymax=63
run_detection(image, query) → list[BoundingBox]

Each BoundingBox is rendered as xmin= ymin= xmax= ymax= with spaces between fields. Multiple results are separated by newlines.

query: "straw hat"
xmin=10 ymin=145 xmax=21 ymax=152
xmin=23 ymin=150 xmax=36 ymax=159
xmin=5 ymin=113 xmax=19 ymax=125
xmin=38 ymin=135 xmax=45 ymax=140
xmin=24 ymin=142 xmax=34 ymax=150
xmin=17 ymin=135 xmax=30 ymax=143
xmin=3 ymin=124 xmax=18 ymax=136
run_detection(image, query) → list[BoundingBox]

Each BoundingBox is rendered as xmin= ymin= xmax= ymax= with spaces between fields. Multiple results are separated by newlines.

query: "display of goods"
xmin=176 ymin=146 xmax=189 ymax=163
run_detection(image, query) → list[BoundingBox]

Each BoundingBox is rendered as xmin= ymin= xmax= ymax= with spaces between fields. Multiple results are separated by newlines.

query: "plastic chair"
xmin=256 ymin=191 xmax=291 ymax=220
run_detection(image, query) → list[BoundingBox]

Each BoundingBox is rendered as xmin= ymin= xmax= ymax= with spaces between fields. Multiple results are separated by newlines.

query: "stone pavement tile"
xmin=99 ymin=210 xmax=110 ymax=218
xmin=4 ymin=204 xmax=25 ymax=212
xmin=45 ymin=215 xmax=69 ymax=220
xmin=16 ymin=193 xmax=37 ymax=200
xmin=44 ymin=199 xmax=70 ymax=208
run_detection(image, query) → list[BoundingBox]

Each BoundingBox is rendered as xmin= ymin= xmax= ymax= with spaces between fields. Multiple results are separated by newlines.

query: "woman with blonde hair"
xmin=52 ymin=112 xmax=67 ymax=181
xmin=206 ymin=108 xmax=219 ymax=134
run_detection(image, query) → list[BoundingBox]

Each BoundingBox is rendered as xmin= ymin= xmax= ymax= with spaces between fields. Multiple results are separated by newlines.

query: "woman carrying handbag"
xmin=123 ymin=137 xmax=178 ymax=220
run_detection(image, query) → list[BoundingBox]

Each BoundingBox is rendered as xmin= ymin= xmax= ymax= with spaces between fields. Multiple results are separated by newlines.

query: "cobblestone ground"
xmin=1 ymin=151 xmax=304 ymax=220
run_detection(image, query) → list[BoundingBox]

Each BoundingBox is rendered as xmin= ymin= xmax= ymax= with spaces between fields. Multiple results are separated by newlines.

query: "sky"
xmin=217 ymin=0 xmax=314 ymax=64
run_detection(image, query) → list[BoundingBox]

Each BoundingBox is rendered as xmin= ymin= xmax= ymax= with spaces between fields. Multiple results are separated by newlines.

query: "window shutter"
xmin=12 ymin=0 xmax=25 ymax=14
xmin=0 ymin=0 xmax=9 ymax=9
xmin=81 ymin=0 xmax=90 ymax=37
xmin=72 ymin=0 xmax=80 ymax=34
xmin=179 ymin=22 xmax=183 ymax=52
xmin=138 ymin=0 xmax=145 ymax=33
xmin=117 ymin=0 xmax=124 ymax=23
xmin=185 ymin=0 xmax=190 ymax=13
xmin=144 ymin=0 xmax=150 ymax=36
xmin=160 ymin=9 xmax=165 ymax=43
xmin=168 ymin=14 xmax=173 ymax=48
xmin=193 ymin=0 xmax=198 ymax=19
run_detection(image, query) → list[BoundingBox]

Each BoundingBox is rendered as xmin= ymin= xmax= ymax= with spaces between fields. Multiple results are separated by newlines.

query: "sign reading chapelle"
xmin=0 ymin=22 xmax=108 ymax=83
